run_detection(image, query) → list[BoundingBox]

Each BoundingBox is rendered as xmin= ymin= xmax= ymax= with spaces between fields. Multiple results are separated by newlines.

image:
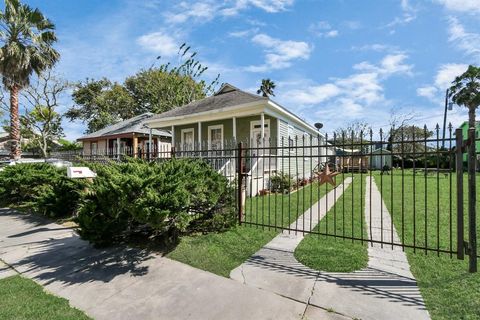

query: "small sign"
xmin=67 ymin=167 xmax=97 ymax=179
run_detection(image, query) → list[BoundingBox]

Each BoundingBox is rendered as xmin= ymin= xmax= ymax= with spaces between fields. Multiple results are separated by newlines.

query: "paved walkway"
xmin=231 ymin=177 xmax=430 ymax=320
xmin=0 ymin=208 xmax=330 ymax=320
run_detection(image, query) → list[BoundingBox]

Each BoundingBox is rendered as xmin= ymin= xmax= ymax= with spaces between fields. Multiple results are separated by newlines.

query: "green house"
xmin=457 ymin=121 xmax=480 ymax=163
xmin=146 ymin=83 xmax=335 ymax=196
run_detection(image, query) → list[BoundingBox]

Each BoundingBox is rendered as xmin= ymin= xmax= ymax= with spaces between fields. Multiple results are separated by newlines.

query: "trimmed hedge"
xmin=0 ymin=160 xmax=236 ymax=246
xmin=0 ymin=163 xmax=86 ymax=218
xmin=76 ymin=159 xmax=236 ymax=246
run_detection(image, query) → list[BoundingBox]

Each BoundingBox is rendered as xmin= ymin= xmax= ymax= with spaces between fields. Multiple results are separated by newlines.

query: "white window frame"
xmin=250 ymin=119 xmax=270 ymax=145
xmin=287 ymin=124 xmax=295 ymax=152
xmin=91 ymin=142 xmax=98 ymax=155
xmin=207 ymin=124 xmax=224 ymax=150
xmin=180 ymin=128 xmax=195 ymax=151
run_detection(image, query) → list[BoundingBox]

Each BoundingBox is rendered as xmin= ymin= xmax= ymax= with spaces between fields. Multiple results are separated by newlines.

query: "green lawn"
xmin=244 ymin=178 xmax=342 ymax=229
xmin=0 ymin=275 xmax=91 ymax=320
xmin=294 ymin=174 xmax=369 ymax=272
xmin=377 ymin=171 xmax=480 ymax=320
xmin=167 ymin=226 xmax=276 ymax=277
xmin=167 ymin=178 xmax=341 ymax=277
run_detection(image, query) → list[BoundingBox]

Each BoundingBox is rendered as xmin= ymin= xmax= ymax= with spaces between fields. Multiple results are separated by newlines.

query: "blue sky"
xmin=12 ymin=0 xmax=480 ymax=140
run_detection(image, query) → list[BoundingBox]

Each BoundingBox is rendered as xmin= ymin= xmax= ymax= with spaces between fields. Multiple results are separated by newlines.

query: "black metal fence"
xmin=53 ymin=125 xmax=479 ymax=271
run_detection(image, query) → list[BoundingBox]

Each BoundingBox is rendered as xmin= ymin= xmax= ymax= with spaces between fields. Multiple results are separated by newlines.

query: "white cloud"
xmin=434 ymin=63 xmax=468 ymax=89
xmin=276 ymin=54 xmax=414 ymax=127
xmin=417 ymin=86 xmax=438 ymax=100
xmin=166 ymin=0 xmax=294 ymax=24
xmin=229 ymin=28 xmax=259 ymax=38
xmin=385 ymin=0 xmax=417 ymax=28
xmin=246 ymin=33 xmax=313 ymax=72
xmin=447 ymin=17 xmax=480 ymax=62
xmin=417 ymin=63 xmax=468 ymax=104
xmin=309 ymin=21 xmax=339 ymax=38
xmin=286 ymin=83 xmax=341 ymax=105
xmin=435 ymin=0 xmax=480 ymax=13
xmin=353 ymin=54 xmax=413 ymax=77
xmin=350 ymin=44 xmax=398 ymax=52
xmin=137 ymin=31 xmax=179 ymax=57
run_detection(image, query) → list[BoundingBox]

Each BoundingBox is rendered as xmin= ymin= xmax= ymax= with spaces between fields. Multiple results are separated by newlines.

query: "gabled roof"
xmin=77 ymin=113 xmax=171 ymax=141
xmin=146 ymin=83 xmax=320 ymax=135
xmin=147 ymin=83 xmax=267 ymax=121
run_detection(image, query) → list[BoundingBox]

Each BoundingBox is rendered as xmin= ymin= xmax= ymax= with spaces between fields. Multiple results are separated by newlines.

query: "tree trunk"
xmin=468 ymin=105 xmax=476 ymax=129
xmin=9 ymin=85 xmax=21 ymax=160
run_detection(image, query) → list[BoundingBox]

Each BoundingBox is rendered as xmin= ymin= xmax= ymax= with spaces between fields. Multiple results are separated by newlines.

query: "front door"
xmin=250 ymin=120 xmax=270 ymax=149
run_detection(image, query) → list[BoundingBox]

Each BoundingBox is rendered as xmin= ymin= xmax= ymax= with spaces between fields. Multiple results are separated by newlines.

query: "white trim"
xmin=250 ymin=119 xmax=270 ymax=147
xmin=207 ymin=124 xmax=224 ymax=150
xmin=261 ymin=112 xmax=265 ymax=140
xmin=198 ymin=122 xmax=202 ymax=146
xmin=146 ymin=101 xmax=263 ymax=126
xmin=180 ymin=128 xmax=195 ymax=151
xmin=146 ymin=98 xmax=324 ymax=138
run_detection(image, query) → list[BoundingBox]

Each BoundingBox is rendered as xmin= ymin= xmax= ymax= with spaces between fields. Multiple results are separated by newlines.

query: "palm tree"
xmin=0 ymin=0 xmax=59 ymax=159
xmin=449 ymin=65 xmax=480 ymax=129
xmin=257 ymin=78 xmax=276 ymax=97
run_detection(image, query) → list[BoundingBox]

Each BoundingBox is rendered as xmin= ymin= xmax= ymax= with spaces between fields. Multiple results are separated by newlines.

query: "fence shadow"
xmin=244 ymin=246 xmax=427 ymax=310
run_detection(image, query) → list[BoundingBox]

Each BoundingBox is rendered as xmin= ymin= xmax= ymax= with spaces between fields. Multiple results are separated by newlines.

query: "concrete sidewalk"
xmin=231 ymin=177 xmax=430 ymax=320
xmin=0 ymin=208 xmax=330 ymax=320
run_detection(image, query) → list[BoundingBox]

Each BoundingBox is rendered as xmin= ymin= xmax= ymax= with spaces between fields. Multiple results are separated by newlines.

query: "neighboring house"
xmin=334 ymin=147 xmax=369 ymax=173
xmin=370 ymin=148 xmax=392 ymax=170
xmin=77 ymin=113 xmax=171 ymax=157
xmin=456 ymin=121 xmax=480 ymax=166
xmin=146 ymin=83 xmax=335 ymax=196
xmin=0 ymin=132 xmax=9 ymax=159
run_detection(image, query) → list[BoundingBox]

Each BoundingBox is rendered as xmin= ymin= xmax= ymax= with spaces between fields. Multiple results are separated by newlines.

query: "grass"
xmin=244 ymin=178 xmax=342 ymax=229
xmin=377 ymin=170 xmax=480 ymax=320
xmin=0 ymin=275 xmax=91 ymax=320
xmin=166 ymin=226 xmax=276 ymax=277
xmin=167 ymin=178 xmax=342 ymax=277
xmin=294 ymin=174 xmax=369 ymax=272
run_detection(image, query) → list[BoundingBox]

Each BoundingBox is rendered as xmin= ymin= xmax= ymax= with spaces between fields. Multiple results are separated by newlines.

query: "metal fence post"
xmin=455 ymin=128 xmax=464 ymax=260
xmin=170 ymin=146 xmax=176 ymax=159
xmin=237 ymin=142 xmax=244 ymax=225
xmin=468 ymin=127 xmax=477 ymax=272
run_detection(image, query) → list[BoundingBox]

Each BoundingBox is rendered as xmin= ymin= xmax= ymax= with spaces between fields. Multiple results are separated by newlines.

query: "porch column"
xmin=116 ymin=137 xmax=121 ymax=158
xmin=133 ymin=134 xmax=138 ymax=158
xmin=260 ymin=112 xmax=265 ymax=144
xmin=198 ymin=122 xmax=202 ymax=150
xmin=171 ymin=125 xmax=175 ymax=149
xmin=232 ymin=117 xmax=237 ymax=142
xmin=148 ymin=128 xmax=153 ymax=158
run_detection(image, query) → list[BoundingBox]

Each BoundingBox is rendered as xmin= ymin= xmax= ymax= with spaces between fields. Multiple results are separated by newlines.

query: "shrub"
xmin=0 ymin=163 xmax=85 ymax=217
xmin=269 ymin=172 xmax=294 ymax=193
xmin=76 ymin=159 xmax=236 ymax=246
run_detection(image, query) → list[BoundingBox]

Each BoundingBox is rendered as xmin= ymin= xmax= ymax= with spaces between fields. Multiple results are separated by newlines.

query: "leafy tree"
xmin=257 ymin=78 xmax=276 ymax=97
xmin=389 ymin=125 xmax=433 ymax=160
xmin=67 ymin=44 xmax=220 ymax=133
xmin=66 ymin=78 xmax=135 ymax=133
xmin=449 ymin=65 xmax=480 ymax=129
xmin=21 ymin=72 xmax=68 ymax=158
xmin=57 ymin=138 xmax=82 ymax=151
xmin=333 ymin=121 xmax=371 ymax=146
xmin=0 ymin=0 xmax=59 ymax=159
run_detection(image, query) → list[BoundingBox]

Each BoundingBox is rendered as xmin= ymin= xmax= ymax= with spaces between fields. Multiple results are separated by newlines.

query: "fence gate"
xmin=236 ymin=125 xmax=478 ymax=272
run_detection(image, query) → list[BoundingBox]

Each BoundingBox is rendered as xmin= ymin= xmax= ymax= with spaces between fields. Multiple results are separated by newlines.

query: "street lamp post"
xmin=442 ymin=89 xmax=454 ymax=149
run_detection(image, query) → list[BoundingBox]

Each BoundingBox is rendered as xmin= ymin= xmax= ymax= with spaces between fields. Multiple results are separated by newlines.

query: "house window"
xmin=288 ymin=125 xmax=295 ymax=150
xmin=91 ymin=142 xmax=98 ymax=155
xmin=181 ymin=128 xmax=195 ymax=151
xmin=208 ymin=125 xmax=223 ymax=151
